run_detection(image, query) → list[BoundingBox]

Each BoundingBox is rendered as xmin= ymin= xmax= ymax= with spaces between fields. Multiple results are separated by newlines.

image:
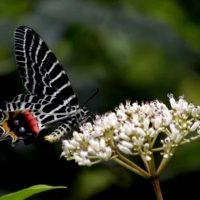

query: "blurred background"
xmin=0 ymin=0 xmax=200 ymax=199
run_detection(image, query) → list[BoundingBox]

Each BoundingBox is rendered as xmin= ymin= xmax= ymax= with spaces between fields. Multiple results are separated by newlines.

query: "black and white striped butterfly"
xmin=0 ymin=26 xmax=90 ymax=145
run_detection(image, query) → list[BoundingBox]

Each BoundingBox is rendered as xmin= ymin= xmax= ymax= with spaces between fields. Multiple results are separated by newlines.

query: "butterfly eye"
xmin=19 ymin=126 xmax=26 ymax=133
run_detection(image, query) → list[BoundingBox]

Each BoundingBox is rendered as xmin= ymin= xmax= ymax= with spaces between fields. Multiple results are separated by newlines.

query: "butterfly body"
xmin=0 ymin=26 xmax=90 ymax=145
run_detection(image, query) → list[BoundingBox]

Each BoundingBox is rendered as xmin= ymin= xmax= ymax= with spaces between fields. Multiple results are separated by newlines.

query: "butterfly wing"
xmin=14 ymin=26 xmax=78 ymax=106
xmin=0 ymin=26 xmax=89 ymax=145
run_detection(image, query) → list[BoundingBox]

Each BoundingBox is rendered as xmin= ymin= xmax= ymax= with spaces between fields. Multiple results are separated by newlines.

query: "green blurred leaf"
xmin=0 ymin=184 xmax=67 ymax=200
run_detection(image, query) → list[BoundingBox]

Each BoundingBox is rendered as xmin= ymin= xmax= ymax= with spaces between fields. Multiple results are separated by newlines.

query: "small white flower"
xmin=163 ymin=111 xmax=172 ymax=126
xmin=170 ymin=129 xmax=178 ymax=141
xmin=169 ymin=123 xmax=179 ymax=136
xmin=190 ymin=121 xmax=200 ymax=132
xmin=63 ymin=140 xmax=76 ymax=150
xmin=73 ymin=131 xmax=83 ymax=142
xmin=118 ymin=144 xmax=132 ymax=154
xmin=70 ymin=139 xmax=80 ymax=148
xmin=121 ymin=141 xmax=134 ymax=149
xmin=123 ymin=123 xmax=134 ymax=135
xmin=99 ymin=138 xmax=106 ymax=150
xmin=163 ymin=154 xmax=169 ymax=159
xmin=143 ymin=118 xmax=150 ymax=131
xmin=175 ymin=134 xmax=183 ymax=143
xmin=187 ymin=103 xmax=195 ymax=114
xmin=153 ymin=115 xmax=162 ymax=129
xmin=88 ymin=146 xmax=96 ymax=155
xmin=168 ymin=94 xmax=177 ymax=109
xmin=89 ymin=139 xmax=100 ymax=152
xmin=131 ymin=119 xmax=141 ymax=126
xmin=146 ymin=156 xmax=151 ymax=161
xmin=147 ymin=128 xmax=156 ymax=137
xmin=144 ymin=143 xmax=150 ymax=150
xmin=93 ymin=126 xmax=102 ymax=136
xmin=136 ymin=128 xmax=146 ymax=137
xmin=132 ymin=136 xmax=137 ymax=144
xmin=80 ymin=151 xmax=88 ymax=159
xmin=137 ymin=136 xmax=144 ymax=146
xmin=105 ymin=147 xmax=112 ymax=158
xmin=164 ymin=137 xmax=170 ymax=144
xmin=119 ymin=132 xmax=131 ymax=141
xmin=197 ymin=106 xmax=200 ymax=114
xmin=191 ymin=108 xmax=199 ymax=117
xmin=74 ymin=154 xmax=85 ymax=163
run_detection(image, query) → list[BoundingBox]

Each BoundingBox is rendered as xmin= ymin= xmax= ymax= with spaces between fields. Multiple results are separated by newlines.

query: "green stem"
xmin=152 ymin=147 xmax=164 ymax=152
xmin=117 ymin=151 xmax=150 ymax=178
xmin=156 ymin=147 xmax=176 ymax=176
xmin=114 ymin=158 xmax=150 ymax=179
xmin=140 ymin=154 xmax=150 ymax=173
xmin=148 ymin=154 xmax=156 ymax=176
xmin=150 ymin=132 xmax=159 ymax=148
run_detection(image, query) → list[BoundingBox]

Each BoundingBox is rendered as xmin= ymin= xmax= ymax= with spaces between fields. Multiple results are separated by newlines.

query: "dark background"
xmin=0 ymin=0 xmax=200 ymax=199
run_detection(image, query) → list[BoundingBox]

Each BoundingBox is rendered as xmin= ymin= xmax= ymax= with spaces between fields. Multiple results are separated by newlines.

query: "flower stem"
xmin=116 ymin=152 xmax=150 ymax=178
xmin=114 ymin=158 xmax=150 ymax=179
xmin=151 ymin=177 xmax=163 ymax=200
xmin=156 ymin=147 xmax=177 ymax=176
xmin=140 ymin=154 xmax=150 ymax=173
xmin=148 ymin=154 xmax=156 ymax=176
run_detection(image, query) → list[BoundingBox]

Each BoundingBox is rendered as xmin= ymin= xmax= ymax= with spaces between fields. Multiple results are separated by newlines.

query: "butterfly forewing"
xmin=15 ymin=26 xmax=78 ymax=106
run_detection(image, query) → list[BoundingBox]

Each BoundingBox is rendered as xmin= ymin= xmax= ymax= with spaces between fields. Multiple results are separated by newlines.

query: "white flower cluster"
xmin=61 ymin=95 xmax=200 ymax=165
xmin=161 ymin=94 xmax=200 ymax=158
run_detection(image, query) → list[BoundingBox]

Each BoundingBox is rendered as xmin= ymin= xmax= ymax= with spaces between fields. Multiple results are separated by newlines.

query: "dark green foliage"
xmin=1 ymin=0 xmax=200 ymax=199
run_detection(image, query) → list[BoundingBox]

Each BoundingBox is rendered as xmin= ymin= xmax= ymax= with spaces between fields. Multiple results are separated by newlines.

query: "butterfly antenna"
xmin=83 ymin=88 xmax=99 ymax=107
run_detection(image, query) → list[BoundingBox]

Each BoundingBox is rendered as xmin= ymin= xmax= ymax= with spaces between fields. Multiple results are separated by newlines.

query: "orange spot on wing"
xmin=2 ymin=122 xmax=18 ymax=139
xmin=2 ymin=121 xmax=10 ymax=132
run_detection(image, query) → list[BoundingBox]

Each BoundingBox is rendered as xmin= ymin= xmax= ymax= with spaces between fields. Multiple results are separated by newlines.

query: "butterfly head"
xmin=76 ymin=107 xmax=93 ymax=125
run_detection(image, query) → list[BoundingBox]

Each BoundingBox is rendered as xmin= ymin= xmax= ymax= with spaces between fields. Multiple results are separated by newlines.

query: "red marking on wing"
xmin=23 ymin=110 xmax=40 ymax=135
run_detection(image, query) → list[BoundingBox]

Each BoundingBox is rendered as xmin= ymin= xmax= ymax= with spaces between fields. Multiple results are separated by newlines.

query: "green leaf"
xmin=0 ymin=184 xmax=67 ymax=200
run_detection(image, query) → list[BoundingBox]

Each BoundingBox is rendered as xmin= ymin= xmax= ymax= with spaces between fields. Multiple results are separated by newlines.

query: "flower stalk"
xmin=151 ymin=177 xmax=163 ymax=200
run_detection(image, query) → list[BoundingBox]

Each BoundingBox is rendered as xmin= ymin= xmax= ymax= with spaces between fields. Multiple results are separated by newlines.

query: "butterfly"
xmin=0 ymin=26 xmax=90 ymax=145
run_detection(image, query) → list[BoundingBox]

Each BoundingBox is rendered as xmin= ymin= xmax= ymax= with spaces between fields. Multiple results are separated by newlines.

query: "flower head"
xmin=61 ymin=95 xmax=200 ymax=168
